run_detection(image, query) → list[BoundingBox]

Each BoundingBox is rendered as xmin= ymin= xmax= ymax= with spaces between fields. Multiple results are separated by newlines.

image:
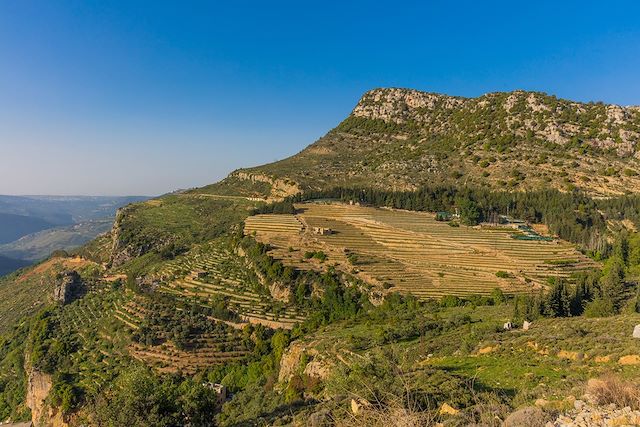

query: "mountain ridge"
xmin=204 ymin=87 xmax=640 ymax=200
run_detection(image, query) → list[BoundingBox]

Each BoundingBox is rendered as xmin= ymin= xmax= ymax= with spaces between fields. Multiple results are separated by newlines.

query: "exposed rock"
xmin=26 ymin=367 xmax=67 ymax=427
xmin=478 ymin=346 xmax=496 ymax=355
xmin=503 ymin=406 xmax=547 ymax=427
xmin=108 ymin=207 xmax=151 ymax=267
xmin=618 ymin=355 xmax=640 ymax=365
xmin=350 ymin=399 xmax=359 ymax=415
xmin=52 ymin=270 xmax=82 ymax=305
xmin=348 ymin=399 xmax=374 ymax=417
xmin=26 ymin=368 xmax=52 ymax=426
xmin=523 ymin=320 xmax=532 ymax=331
xmin=278 ymin=342 xmax=314 ymax=383
xmin=302 ymin=357 xmax=332 ymax=381
xmin=353 ymin=88 xmax=464 ymax=124
xmin=232 ymin=171 xmax=301 ymax=201
xmin=547 ymin=402 xmax=640 ymax=426
xmin=269 ymin=281 xmax=292 ymax=303
xmin=235 ymin=247 xmax=293 ymax=303
xmin=351 ymin=88 xmax=640 ymax=159
xmin=633 ymin=324 xmax=640 ymax=339
xmin=439 ymin=403 xmax=459 ymax=416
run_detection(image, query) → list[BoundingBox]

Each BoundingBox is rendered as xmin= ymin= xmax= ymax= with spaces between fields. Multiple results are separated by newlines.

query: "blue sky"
xmin=1 ymin=1 xmax=639 ymax=195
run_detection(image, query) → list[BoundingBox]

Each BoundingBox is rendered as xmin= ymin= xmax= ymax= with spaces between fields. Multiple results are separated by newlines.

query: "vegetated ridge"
xmin=207 ymin=88 xmax=640 ymax=199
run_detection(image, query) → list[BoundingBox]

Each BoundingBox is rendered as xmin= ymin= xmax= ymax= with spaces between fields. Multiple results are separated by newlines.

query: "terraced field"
xmin=113 ymin=296 xmax=251 ymax=374
xmin=244 ymin=203 xmax=598 ymax=298
xmin=152 ymin=241 xmax=306 ymax=329
xmin=57 ymin=285 xmax=132 ymax=395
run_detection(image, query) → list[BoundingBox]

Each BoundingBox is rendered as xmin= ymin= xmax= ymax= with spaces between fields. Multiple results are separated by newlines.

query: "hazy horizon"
xmin=2 ymin=1 xmax=639 ymax=195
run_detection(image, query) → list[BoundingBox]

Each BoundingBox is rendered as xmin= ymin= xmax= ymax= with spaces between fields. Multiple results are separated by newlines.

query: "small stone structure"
xmin=203 ymin=382 xmax=227 ymax=404
xmin=312 ymin=227 xmax=333 ymax=235
xmin=634 ymin=324 xmax=640 ymax=339
xmin=52 ymin=270 xmax=82 ymax=305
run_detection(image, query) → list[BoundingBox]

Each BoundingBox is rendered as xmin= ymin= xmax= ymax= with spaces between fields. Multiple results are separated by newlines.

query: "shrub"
xmin=440 ymin=295 xmax=463 ymax=308
xmin=583 ymin=297 xmax=616 ymax=318
xmin=313 ymin=251 xmax=328 ymax=262
xmin=347 ymin=253 xmax=359 ymax=265
xmin=587 ymin=376 xmax=640 ymax=410
xmin=491 ymin=288 xmax=506 ymax=304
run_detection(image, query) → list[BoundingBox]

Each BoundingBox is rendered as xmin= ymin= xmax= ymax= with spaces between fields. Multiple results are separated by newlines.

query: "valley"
xmin=0 ymin=196 xmax=148 ymax=277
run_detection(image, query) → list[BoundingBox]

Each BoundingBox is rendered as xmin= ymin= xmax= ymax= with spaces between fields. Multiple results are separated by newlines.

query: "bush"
xmin=440 ymin=295 xmax=463 ymax=308
xmin=491 ymin=288 xmax=506 ymax=304
xmin=587 ymin=376 xmax=640 ymax=410
xmin=583 ymin=297 xmax=616 ymax=318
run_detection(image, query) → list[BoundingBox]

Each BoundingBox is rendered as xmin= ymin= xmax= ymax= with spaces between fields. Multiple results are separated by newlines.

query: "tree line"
xmin=256 ymin=186 xmax=640 ymax=257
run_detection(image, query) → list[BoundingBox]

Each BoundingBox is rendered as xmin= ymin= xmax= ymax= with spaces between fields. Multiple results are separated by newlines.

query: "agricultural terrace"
xmin=244 ymin=202 xmax=597 ymax=298
xmin=151 ymin=240 xmax=306 ymax=329
xmin=113 ymin=295 xmax=252 ymax=374
xmin=56 ymin=285 xmax=132 ymax=395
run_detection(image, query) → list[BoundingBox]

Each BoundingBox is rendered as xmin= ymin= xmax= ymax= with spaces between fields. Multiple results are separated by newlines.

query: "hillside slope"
xmin=204 ymin=88 xmax=640 ymax=199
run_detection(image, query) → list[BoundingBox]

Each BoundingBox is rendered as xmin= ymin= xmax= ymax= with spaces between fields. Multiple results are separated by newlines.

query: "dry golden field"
xmin=244 ymin=202 xmax=597 ymax=298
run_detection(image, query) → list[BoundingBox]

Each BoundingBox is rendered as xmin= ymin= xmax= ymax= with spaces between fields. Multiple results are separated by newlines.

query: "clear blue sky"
xmin=1 ymin=1 xmax=639 ymax=196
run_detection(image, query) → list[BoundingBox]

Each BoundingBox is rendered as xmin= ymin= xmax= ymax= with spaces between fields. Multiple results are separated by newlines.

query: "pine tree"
xmin=600 ymin=257 xmax=626 ymax=310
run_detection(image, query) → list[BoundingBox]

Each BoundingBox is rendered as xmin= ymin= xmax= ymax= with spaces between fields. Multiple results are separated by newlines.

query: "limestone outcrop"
xmin=52 ymin=270 xmax=82 ymax=305
xmin=25 ymin=367 xmax=67 ymax=427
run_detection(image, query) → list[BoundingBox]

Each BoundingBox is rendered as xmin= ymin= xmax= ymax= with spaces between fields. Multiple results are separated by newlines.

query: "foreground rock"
xmin=546 ymin=402 xmax=640 ymax=426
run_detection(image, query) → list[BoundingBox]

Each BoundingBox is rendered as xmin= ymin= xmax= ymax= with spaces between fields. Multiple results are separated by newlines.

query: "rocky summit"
xmin=208 ymin=88 xmax=640 ymax=199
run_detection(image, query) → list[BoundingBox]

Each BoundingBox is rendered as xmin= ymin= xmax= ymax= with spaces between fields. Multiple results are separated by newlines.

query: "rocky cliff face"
xmin=25 ymin=367 xmax=67 ymax=427
xmin=52 ymin=270 xmax=82 ymax=305
xmin=108 ymin=207 xmax=150 ymax=267
xmin=278 ymin=341 xmax=332 ymax=385
xmin=231 ymin=171 xmax=301 ymax=201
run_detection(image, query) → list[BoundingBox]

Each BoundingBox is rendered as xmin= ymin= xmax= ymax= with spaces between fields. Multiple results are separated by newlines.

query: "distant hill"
xmin=0 ymin=195 xmax=148 ymax=275
xmin=204 ymin=88 xmax=640 ymax=199
xmin=0 ymin=218 xmax=114 ymax=262
xmin=0 ymin=195 xmax=149 ymax=225
xmin=0 ymin=254 xmax=29 ymax=277
xmin=0 ymin=212 xmax=54 ymax=244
